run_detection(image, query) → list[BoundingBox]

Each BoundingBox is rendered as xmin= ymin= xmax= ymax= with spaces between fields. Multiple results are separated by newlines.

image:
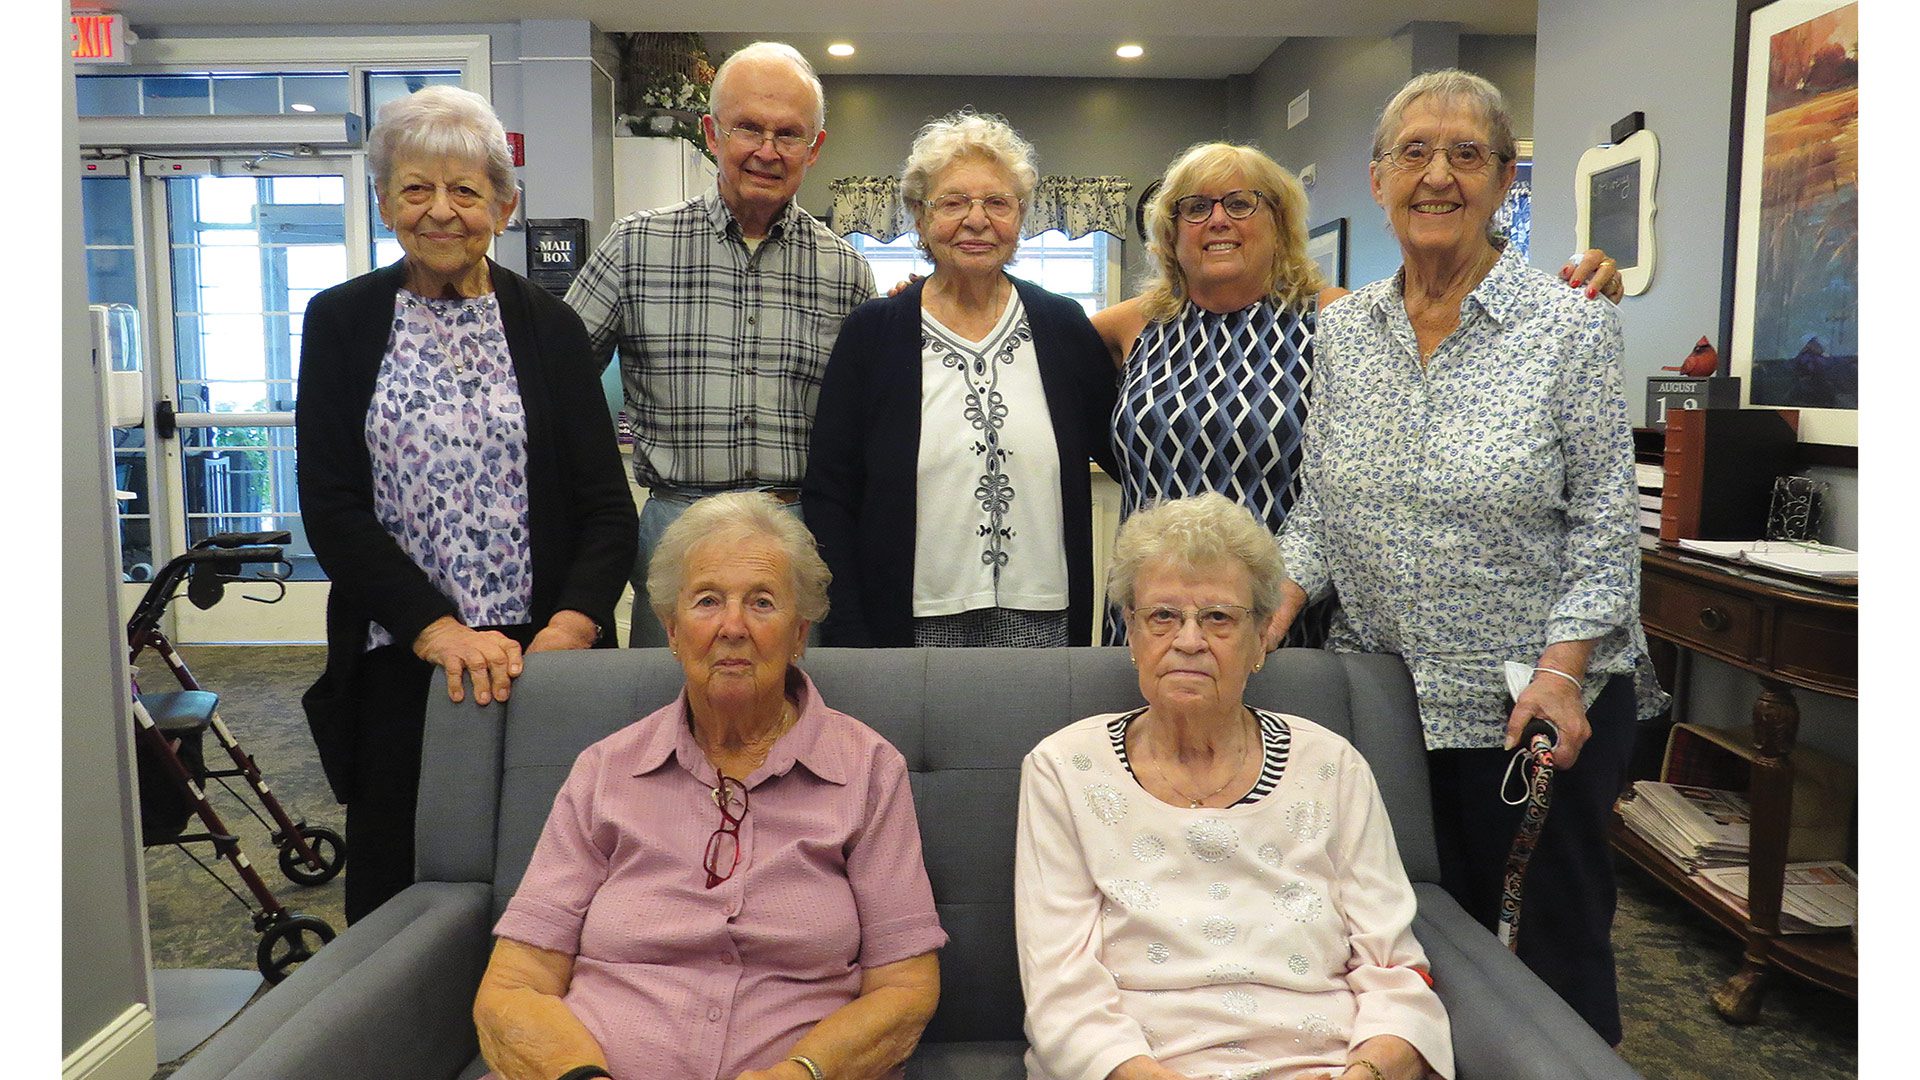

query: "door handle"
xmin=155 ymin=398 xmax=176 ymax=439
xmin=1697 ymin=607 xmax=1730 ymax=632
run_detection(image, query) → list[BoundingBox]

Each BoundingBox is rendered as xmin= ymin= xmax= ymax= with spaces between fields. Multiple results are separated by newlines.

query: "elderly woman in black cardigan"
xmin=802 ymin=110 xmax=1118 ymax=648
xmin=296 ymin=85 xmax=635 ymax=922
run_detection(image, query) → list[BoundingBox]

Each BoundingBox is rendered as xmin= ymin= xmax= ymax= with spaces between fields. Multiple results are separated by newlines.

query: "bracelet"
xmin=788 ymin=1055 xmax=825 ymax=1080
xmin=554 ymin=1067 xmax=612 ymax=1080
xmin=1348 ymin=1060 xmax=1387 ymax=1080
xmin=1531 ymin=665 xmax=1583 ymax=692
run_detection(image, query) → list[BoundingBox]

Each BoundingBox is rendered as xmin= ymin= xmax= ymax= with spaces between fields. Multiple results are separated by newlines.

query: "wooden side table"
xmin=1619 ymin=540 xmax=1857 ymax=1021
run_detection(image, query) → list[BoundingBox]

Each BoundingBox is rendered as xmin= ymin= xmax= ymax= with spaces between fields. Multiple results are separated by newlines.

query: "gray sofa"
xmin=175 ymin=647 xmax=1641 ymax=1080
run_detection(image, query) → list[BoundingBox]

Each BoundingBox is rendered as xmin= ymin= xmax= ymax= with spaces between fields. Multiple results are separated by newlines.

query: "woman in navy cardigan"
xmin=802 ymin=111 xmax=1118 ymax=648
xmin=296 ymin=87 xmax=634 ymax=921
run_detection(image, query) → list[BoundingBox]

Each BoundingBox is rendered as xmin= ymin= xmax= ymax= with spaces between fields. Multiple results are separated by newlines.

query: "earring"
xmin=1128 ymin=654 xmax=1137 ymax=667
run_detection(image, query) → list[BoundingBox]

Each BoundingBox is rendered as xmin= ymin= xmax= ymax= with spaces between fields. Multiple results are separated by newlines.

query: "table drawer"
xmin=1642 ymin=569 xmax=1764 ymax=662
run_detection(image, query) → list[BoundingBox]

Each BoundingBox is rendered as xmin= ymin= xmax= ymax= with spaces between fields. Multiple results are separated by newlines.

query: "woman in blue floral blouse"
xmin=296 ymin=86 xmax=635 ymax=922
xmin=1275 ymin=69 xmax=1658 ymax=1045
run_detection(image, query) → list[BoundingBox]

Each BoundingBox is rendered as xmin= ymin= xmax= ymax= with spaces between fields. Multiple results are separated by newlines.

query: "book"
xmin=1659 ymin=409 xmax=1800 ymax=542
xmin=1635 ymin=462 xmax=1666 ymax=490
xmin=1674 ymin=539 xmax=1856 ymax=581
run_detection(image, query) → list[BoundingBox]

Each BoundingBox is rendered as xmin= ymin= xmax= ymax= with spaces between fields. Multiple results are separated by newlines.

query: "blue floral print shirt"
xmin=1278 ymin=245 xmax=1659 ymax=750
xmin=363 ymin=289 xmax=533 ymax=649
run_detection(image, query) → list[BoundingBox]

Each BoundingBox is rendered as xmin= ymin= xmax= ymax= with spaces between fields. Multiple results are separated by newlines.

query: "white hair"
xmin=708 ymin=41 xmax=826 ymax=133
xmin=646 ymin=492 xmax=832 ymax=625
xmin=367 ymin=85 xmax=516 ymax=212
xmin=1371 ymin=68 xmax=1517 ymax=162
xmin=1106 ymin=493 xmax=1287 ymax=618
xmin=899 ymin=109 xmax=1040 ymax=208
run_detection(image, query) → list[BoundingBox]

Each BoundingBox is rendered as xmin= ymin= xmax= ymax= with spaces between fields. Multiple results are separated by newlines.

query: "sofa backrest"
xmin=417 ymin=646 xmax=1437 ymax=1046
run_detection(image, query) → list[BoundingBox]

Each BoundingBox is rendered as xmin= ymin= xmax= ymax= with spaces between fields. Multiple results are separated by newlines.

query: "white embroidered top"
xmin=911 ymin=291 xmax=1069 ymax=617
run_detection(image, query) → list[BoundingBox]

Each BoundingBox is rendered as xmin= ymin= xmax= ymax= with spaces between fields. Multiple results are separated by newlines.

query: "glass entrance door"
xmin=84 ymin=154 xmax=375 ymax=641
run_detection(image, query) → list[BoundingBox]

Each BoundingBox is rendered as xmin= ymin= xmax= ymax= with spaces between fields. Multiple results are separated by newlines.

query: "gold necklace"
xmin=1146 ymin=711 xmax=1257 ymax=809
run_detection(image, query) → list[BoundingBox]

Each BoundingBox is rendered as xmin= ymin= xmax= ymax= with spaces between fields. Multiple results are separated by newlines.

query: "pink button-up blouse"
xmin=493 ymin=671 xmax=947 ymax=1079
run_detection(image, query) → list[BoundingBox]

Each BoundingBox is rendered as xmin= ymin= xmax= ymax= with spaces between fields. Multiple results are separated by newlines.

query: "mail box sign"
xmin=72 ymin=12 xmax=129 ymax=64
xmin=526 ymin=218 xmax=589 ymax=297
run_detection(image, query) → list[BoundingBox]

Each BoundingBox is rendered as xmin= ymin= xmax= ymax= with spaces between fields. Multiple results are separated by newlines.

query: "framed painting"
xmin=1307 ymin=218 xmax=1347 ymax=290
xmin=1721 ymin=0 xmax=1858 ymax=445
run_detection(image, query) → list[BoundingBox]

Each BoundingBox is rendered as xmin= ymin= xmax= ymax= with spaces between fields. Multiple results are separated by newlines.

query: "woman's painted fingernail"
xmin=1587 ymin=287 xmax=1598 ymax=298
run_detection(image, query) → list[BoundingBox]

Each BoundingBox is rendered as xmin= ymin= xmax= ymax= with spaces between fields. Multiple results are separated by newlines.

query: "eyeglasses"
xmin=714 ymin=122 xmax=817 ymax=157
xmin=921 ymin=192 xmax=1023 ymax=223
xmin=1376 ymin=140 xmax=1506 ymax=173
xmin=1172 ymin=189 xmax=1267 ymax=224
xmin=1129 ymin=604 xmax=1257 ymax=639
xmin=703 ymin=775 xmax=749 ymax=889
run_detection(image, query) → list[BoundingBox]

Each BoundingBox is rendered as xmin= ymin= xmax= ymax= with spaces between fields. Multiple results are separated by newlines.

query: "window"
xmin=844 ymin=230 xmax=1117 ymax=314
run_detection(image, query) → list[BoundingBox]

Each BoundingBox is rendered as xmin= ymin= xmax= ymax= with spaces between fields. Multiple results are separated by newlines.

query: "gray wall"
xmin=808 ymin=74 xmax=1233 ymax=286
xmin=1231 ymin=25 xmax=1541 ymax=290
xmin=1232 ymin=31 xmax=1420 ymax=286
xmin=64 ymin=36 xmax=154 ymax=1062
xmin=1459 ymin=34 xmax=1537 ymax=138
xmin=1532 ymin=0 xmax=1856 ymax=754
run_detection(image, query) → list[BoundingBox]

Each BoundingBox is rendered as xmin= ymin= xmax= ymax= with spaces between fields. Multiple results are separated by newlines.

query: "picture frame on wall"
xmin=1306 ymin=219 xmax=1347 ymax=290
xmin=1722 ymin=0 xmax=1858 ymax=446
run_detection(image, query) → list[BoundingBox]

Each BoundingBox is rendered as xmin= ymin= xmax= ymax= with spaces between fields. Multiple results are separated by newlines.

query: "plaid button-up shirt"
xmin=566 ymin=186 xmax=876 ymax=491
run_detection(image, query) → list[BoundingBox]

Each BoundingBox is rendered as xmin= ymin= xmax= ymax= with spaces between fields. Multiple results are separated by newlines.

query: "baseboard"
xmin=62 ymin=1004 xmax=156 ymax=1080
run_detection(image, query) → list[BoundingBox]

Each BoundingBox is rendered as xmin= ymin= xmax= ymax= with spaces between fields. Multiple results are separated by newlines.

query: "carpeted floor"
xmin=144 ymin=645 xmax=1857 ymax=1079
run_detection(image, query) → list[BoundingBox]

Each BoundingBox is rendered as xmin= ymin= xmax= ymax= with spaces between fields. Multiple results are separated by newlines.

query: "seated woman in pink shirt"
xmin=474 ymin=492 xmax=947 ymax=1080
xmin=1015 ymin=494 xmax=1452 ymax=1080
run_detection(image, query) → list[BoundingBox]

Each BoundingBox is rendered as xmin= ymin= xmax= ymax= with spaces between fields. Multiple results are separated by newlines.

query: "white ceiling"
xmin=106 ymin=0 xmax=1540 ymax=79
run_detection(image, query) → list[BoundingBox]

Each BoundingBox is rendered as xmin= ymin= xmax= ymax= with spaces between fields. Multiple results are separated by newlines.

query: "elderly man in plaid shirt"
xmin=567 ymin=41 xmax=875 ymax=647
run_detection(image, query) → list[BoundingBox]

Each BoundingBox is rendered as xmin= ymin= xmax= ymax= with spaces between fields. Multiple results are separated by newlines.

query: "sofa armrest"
xmin=171 ymin=881 xmax=494 ymax=1080
xmin=1411 ymin=885 xmax=1642 ymax=1080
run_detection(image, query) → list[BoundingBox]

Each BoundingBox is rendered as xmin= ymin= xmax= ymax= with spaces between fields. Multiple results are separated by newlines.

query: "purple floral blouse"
xmin=363 ymin=289 xmax=532 ymax=649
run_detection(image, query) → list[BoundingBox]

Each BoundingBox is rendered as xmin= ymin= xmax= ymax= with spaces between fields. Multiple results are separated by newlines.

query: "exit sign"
xmin=71 ymin=11 xmax=129 ymax=65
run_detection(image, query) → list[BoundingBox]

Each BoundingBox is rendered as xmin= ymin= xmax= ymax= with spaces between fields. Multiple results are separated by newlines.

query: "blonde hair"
xmin=646 ymin=492 xmax=831 ymax=625
xmin=1136 ymin=142 xmax=1324 ymax=323
xmin=1106 ymin=493 xmax=1287 ymax=618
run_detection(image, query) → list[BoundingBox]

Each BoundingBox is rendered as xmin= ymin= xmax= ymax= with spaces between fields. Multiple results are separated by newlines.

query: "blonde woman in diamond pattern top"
xmin=1016 ymin=493 xmax=1451 ymax=1080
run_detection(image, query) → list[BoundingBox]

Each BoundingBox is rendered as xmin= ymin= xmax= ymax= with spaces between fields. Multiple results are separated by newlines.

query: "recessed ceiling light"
xmin=1116 ymin=44 xmax=1145 ymax=59
xmin=290 ymin=102 xmax=316 ymax=112
xmin=827 ymin=43 xmax=855 ymax=58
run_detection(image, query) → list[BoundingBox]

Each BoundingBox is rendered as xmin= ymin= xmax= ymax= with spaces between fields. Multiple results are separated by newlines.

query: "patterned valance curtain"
xmin=829 ymin=175 xmax=1133 ymax=241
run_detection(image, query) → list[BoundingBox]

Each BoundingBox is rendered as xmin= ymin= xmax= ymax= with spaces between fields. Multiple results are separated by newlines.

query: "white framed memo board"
xmin=1574 ymin=129 xmax=1659 ymax=296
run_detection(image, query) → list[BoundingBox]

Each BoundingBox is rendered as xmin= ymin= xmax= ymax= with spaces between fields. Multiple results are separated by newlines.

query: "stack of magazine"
xmin=1618 ymin=781 xmax=1750 ymax=872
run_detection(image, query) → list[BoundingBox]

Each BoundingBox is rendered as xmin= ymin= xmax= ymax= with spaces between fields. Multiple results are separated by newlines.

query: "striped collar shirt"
xmin=565 ymin=185 xmax=876 ymax=491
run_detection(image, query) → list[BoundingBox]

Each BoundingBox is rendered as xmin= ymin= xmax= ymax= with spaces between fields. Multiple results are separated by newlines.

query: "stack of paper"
xmin=1675 ymin=538 xmax=1857 ymax=581
xmin=1618 ymin=781 xmax=1750 ymax=872
xmin=1693 ymin=861 xmax=1858 ymax=935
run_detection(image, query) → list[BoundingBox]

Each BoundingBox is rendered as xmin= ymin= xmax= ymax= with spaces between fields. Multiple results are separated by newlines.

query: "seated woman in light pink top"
xmin=1015 ymin=494 xmax=1452 ymax=1080
xmin=474 ymin=492 xmax=947 ymax=1080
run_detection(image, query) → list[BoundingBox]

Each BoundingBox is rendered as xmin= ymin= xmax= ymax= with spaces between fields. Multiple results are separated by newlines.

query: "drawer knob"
xmin=1698 ymin=607 xmax=1730 ymax=632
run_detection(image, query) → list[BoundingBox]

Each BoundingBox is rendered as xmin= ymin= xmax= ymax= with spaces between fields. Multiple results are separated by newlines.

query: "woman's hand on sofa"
xmin=1106 ymin=1055 xmax=1196 ymax=1080
xmin=413 ymin=615 xmax=523 ymax=705
xmin=528 ymin=609 xmax=601 ymax=654
xmin=1316 ymin=1035 xmax=1430 ymax=1080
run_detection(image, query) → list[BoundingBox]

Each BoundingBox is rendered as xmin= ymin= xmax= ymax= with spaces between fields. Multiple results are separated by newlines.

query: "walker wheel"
xmin=278 ymin=826 xmax=346 ymax=886
xmin=257 ymin=913 xmax=335 ymax=983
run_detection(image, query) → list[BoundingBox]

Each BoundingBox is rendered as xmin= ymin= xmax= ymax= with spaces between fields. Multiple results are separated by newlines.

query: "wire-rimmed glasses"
xmin=921 ymin=192 xmax=1023 ymax=222
xmin=704 ymin=775 xmax=749 ymax=889
xmin=1375 ymin=140 xmax=1505 ymax=173
xmin=713 ymin=122 xmax=817 ymax=157
xmin=1172 ymin=189 xmax=1268 ymax=224
xmin=1128 ymin=603 xmax=1257 ymax=639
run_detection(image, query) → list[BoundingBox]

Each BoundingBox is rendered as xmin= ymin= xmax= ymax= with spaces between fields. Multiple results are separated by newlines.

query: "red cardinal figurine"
xmin=1663 ymin=336 xmax=1719 ymax=376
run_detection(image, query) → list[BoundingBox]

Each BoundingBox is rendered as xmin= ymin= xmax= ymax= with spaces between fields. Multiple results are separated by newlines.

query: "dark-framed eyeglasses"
xmin=703 ymin=775 xmax=749 ymax=889
xmin=1128 ymin=603 xmax=1257 ymax=639
xmin=1172 ymin=189 xmax=1267 ymax=224
xmin=713 ymin=121 xmax=818 ymax=157
xmin=1375 ymin=140 xmax=1505 ymax=173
